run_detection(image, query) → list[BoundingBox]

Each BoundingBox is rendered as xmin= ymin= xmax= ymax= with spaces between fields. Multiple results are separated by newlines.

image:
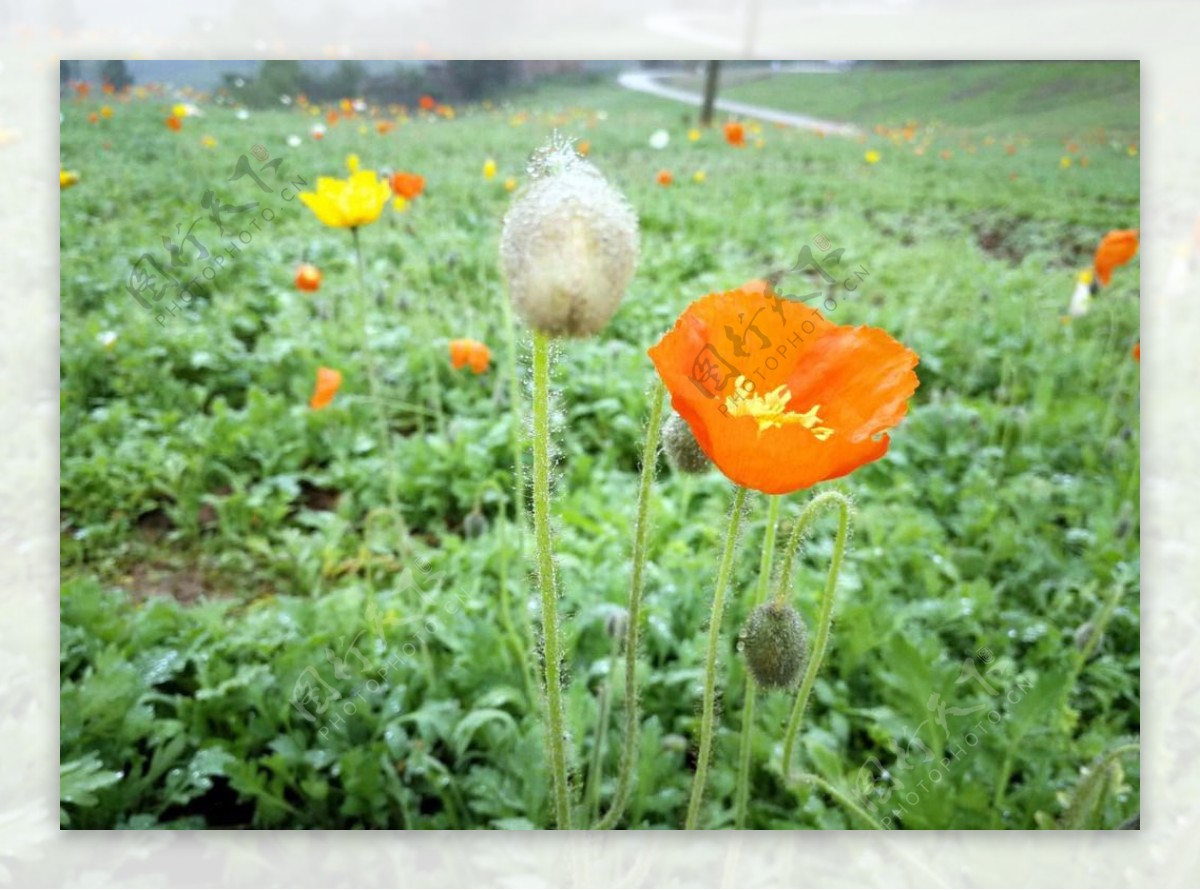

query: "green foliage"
xmin=60 ymin=62 xmax=1139 ymax=829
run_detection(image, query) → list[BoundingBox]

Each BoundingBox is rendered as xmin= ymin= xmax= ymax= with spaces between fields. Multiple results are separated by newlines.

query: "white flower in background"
xmin=1067 ymin=270 xmax=1094 ymax=318
xmin=310 ymin=124 xmax=326 ymax=139
xmin=596 ymin=110 xmax=608 ymax=121
xmin=353 ymin=98 xmax=367 ymax=113
xmin=287 ymin=134 xmax=302 ymax=148
xmin=234 ymin=77 xmax=245 ymax=88
xmin=280 ymin=94 xmax=293 ymax=105
xmin=235 ymin=108 xmax=250 ymax=121
xmin=97 ymin=331 xmax=118 ymax=349
xmin=649 ymin=128 xmax=670 ymax=149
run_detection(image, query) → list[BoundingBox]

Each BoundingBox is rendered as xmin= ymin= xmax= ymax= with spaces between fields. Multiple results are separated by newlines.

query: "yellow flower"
xmin=865 ymin=149 xmax=881 ymax=164
xmin=483 ymin=158 xmax=497 ymax=180
xmin=1127 ymin=144 xmax=1138 ymax=157
xmin=100 ymin=105 xmax=113 ymax=119
xmin=172 ymin=103 xmax=188 ymax=119
xmin=688 ymin=128 xmax=701 ymax=142
xmin=692 ymin=170 xmax=707 ymax=183
xmin=60 ymin=168 xmax=81 ymax=189
xmin=504 ymin=176 xmax=518 ymax=192
xmin=346 ymin=153 xmax=360 ymax=173
xmin=298 ymin=171 xmax=391 ymax=228
xmin=392 ymin=196 xmax=408 ymax=213
xmin=1060 ymin=156 xmax=1072 ymax=169
xmin=201 ymin=135 xmax=217 ymax=149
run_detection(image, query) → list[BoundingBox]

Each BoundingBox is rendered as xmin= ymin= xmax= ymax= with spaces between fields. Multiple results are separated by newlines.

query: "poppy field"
xmin=59 ymin=61 xmax=1140 ymax=830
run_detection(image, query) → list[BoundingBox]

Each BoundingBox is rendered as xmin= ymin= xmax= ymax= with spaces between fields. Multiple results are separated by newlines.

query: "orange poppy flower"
xmin=389 ymin=171 xmax=425 ymax=200
xmin=656 ymin=169 xmax=674 ymax=186
xmin=577 ymin=139 xmax=591 ymax=156
xmin=309 ymin=367 xmax=343 ymax=410
xmin=647 ymin=287 xmax=919 ymax=494
xmin=724 ymin=121 xmax=745 ymax=147
xmin=102 ymin=82 xmax=115 ymax=95
xmin=294 ymin=263 xmax=322 ymax=292
xmin=1131 ymin=341 xmax=1140 ymax=362
xmin=327 ymin=110 xmax=339 ymax=125
xmin=449 ymin=338 xmax=491 ymax=374
xmin=1093 ymin=229 xmax=1139 ymax=285
xmin=419 ymin=95 xmax=436 ymax=111
xmin=165 ymin=115 xmax=182 ymax=131
xmin=88 ymin=112 xmax=99 ymax=124
xmin=74 ymin=82 xmax=90 ymax=98
xmin=376 ymin=119 xmax=396 ymax=135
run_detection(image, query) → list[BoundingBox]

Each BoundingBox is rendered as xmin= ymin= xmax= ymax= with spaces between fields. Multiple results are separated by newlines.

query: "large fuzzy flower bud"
xmin=739 ymin=602 xmax=808 ymax=690
xmin=500 ymin=139 xmax=639 ymax=337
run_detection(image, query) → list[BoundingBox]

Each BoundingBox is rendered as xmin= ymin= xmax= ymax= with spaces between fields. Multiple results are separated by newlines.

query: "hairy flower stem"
xmin=777 ymin=491 xmax=852 ymax=781
xmin=596 ymin=382 xmax=665 ymax=829
xmin=685 ymin=485 xmax=748 ymax=830
xmin=531 ymin=330 xmax=572 ymax=829
xmin=732 ymin=494 xmax=782 ymax=829
xmin=350 ymin=227 xmax=408 ymax=546
xmin=586 ymin=679 xmax=613 ymax=825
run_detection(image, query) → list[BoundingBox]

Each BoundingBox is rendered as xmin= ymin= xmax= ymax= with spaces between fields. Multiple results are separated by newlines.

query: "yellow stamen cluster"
xmin=725 ymin=377 xmax=834 ymax=440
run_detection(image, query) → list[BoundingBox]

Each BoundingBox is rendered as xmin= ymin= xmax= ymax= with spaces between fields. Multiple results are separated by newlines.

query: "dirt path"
xmin=617 ymin=69 xmax=861 ymax=137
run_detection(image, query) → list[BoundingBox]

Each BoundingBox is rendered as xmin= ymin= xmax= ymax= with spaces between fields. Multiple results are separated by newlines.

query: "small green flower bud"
xmin=500 ymin=138 xmax=639 ymax=337
xmin=463 ymin=507 xmax=489 ymax=539
xmin=662 ymin=411 xmax=711 ymax=474
xmin=1074 ymin=620 xmax=1104 ymax=654
xmin=739 ymin=602 xmax=808 ymax=690
xmin=604 ymin=606 xmax=629 ymax=643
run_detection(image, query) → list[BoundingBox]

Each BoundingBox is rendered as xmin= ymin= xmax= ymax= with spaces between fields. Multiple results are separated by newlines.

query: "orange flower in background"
xmin=656 ymin=169 xmax=674 ymax=186
xmin=74 ymin=82 xmax=90 ymax=98
xmin=87 ymin=112 xmax=99 ymax=124
xmin=419 ymin=95 xmax=436 ymax=111
xmin=309 ymin=367 xmax=343 ymax=410
xmin=389 ymin=171 xmax=425 ymax=200
xmin=648 ymin=287 xmax=919 ymax=495
xmin=165 ymin=115 xmax=182 ymax=131
xmin=577 ymin=139 xmax=591 ymax=156
xmin=327 ymin=109 xmax=339 ymax=125
xmin=1094 ymin=229 xmax=1139 ymax=285
xmin=1131 ymin=342 xmax=1140 ymax=362
xmin=376 ymin=119 xmax=396 ymax=135
xmin=724 ymin=121 xmax=745 ymax=147
xmin=294 ymin=263 xmax=322 ymax=292
xmin=449 ymin=338 xmax=491 ymax=374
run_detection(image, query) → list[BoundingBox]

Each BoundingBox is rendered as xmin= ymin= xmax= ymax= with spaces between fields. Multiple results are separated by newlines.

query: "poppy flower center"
xmin=725 ymin=376 xmax=834 ymax=440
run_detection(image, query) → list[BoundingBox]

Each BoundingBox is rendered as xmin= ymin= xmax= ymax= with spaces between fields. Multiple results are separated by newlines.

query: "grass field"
xmin=59 ymin=61 xmax=1140 ymax=829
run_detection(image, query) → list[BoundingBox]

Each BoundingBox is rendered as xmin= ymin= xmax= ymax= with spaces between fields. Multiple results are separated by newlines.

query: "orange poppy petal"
xmin=648 ymin=289 xmax=919 ymax=494
xmin=449 ymin=338 xmax=491 ymax=374
xmin=309 ymin=366 xmax=343 ymax=410
xmin=1094 ymin=229 xmax=1139 ymax=285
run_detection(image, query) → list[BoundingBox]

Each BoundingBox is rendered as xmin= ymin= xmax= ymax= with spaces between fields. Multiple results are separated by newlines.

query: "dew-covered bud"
xmin=739 ymin=602 xmax=808 ymax=690
xmin=500 ymin=137 xmax=639 ymax=337
xmin=662 ymin=411 xmax=711 ymax=474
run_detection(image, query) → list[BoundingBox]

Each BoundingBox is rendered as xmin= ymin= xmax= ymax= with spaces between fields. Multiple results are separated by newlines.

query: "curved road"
xmin=617 ymin=69 xmax=861 ymax=137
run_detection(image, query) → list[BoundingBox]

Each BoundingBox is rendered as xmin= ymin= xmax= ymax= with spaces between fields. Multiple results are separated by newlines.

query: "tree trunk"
xmin=700 ymin=61 xmax=720 ymax=127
